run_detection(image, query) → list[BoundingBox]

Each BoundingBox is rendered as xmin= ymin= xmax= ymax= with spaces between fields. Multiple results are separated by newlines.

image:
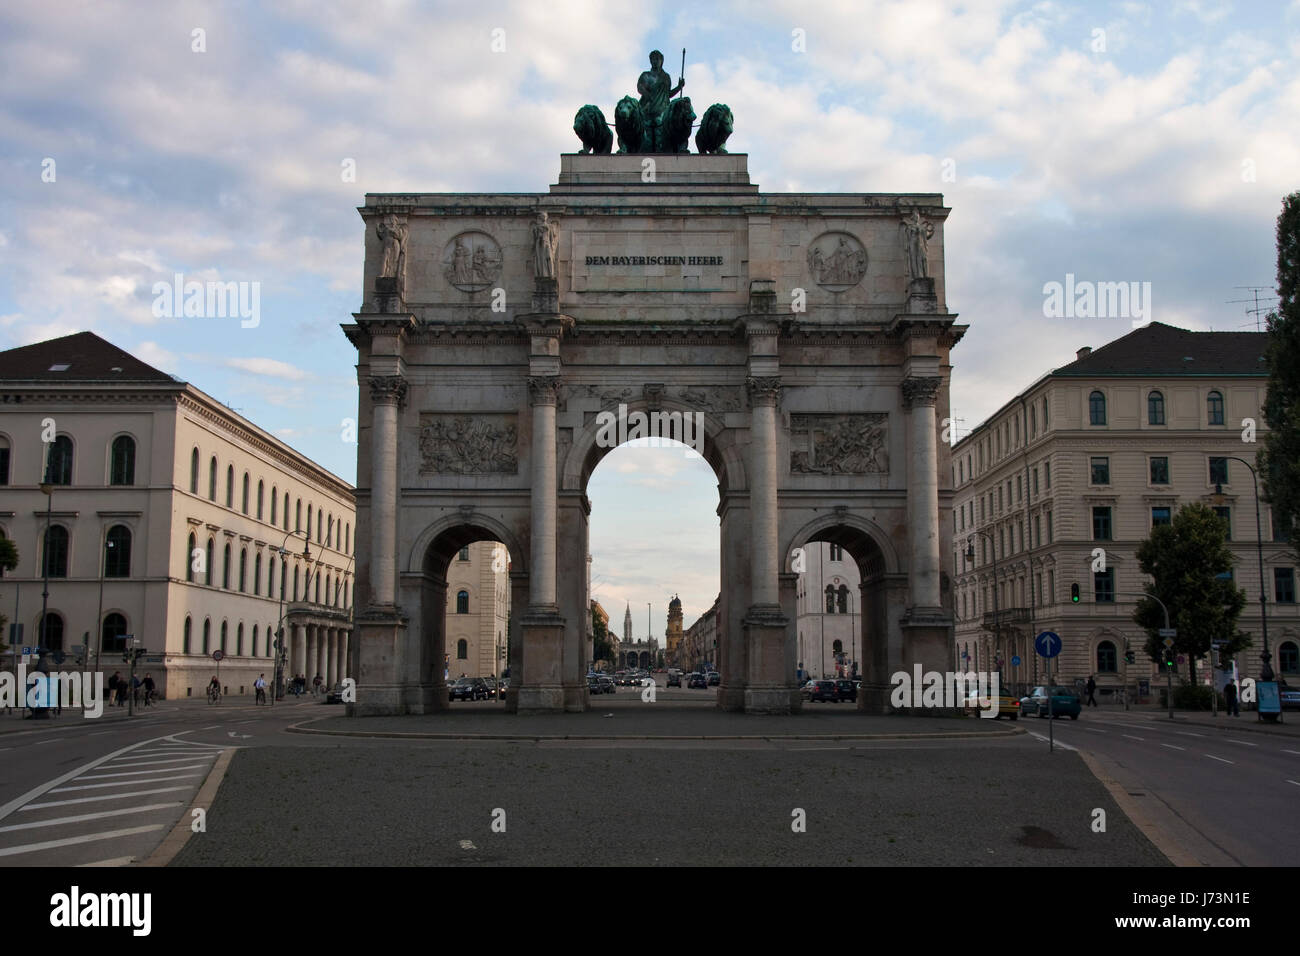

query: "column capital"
xmin=368 ymin=374 xmax=408 ymax=407
xmin=527 ymin=374 xmax=562 ymax=406
xmin=745 ymin=375 xmax=782 ymax=409
xmin=900 ymin=376 xmax=942 ymax=409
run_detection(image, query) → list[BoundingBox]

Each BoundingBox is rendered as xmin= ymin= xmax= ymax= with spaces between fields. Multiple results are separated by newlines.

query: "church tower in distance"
xmin=666 ymin=594 xmax=683 ymax=666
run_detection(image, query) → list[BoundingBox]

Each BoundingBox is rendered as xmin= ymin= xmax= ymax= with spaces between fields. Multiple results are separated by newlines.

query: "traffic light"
xmin=1125 ymin=650 xmax=1135 ymax=665
xmin=1164 ymin=650 xmax=1175 ymax=669
xmin=1071 ymin=583 xmax=1080 ymax=603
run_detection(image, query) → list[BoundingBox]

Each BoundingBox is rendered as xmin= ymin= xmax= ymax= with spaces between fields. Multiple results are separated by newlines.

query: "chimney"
xmin=1076 ymin=347 xmax=1092 ymax=360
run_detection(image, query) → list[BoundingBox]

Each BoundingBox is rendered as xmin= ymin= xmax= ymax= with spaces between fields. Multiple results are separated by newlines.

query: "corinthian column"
xmin=746 ymin=376 xmax=782 ymax=609
xmin=901 ymin=376 xmax=943 ymax=609
xmin=527 ymin=375 xmax=560 ymax=610
xmin=368 ymin=375 xmax=406 ymax=607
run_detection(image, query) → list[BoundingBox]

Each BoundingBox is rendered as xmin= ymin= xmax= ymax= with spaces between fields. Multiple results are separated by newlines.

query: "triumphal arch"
xmin=344 ymin=67 xmax=964 ymax=716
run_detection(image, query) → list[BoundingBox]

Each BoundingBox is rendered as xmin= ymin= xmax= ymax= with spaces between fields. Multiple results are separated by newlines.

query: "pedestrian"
xmin=142 ymin=672 xmax=156 ymax=707
xmin=312 ymin=673 xmax=322 ymax=696
xmin=108 ymin=671 xmax=121 ymax=707
xmin=1085 ymin=675 xmax=1097 ymax=707
xmin=254 ymin=673 xmax=267 ymax=704
xmin=1224 ymin=680 xmax=1239 ymax=717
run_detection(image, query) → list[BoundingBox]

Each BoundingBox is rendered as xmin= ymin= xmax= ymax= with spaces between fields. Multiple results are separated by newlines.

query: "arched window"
xmin=307 ymin=505 xmax=313 ymax=541
xmin=284 ymin=493 xmax=290 ymax=530
xmin=456 ymin=590 xmax=469 ymax=614
xmin=226 ymin=465 xmax=234 ymax=508
xmin=836 ymin=584 xmax=849 ymax=614
xmin=105 ymin=525 xmax=131 ymax=577
xmin=252 ymin=624 xmax=259 ymax=658
xmin=253 ymin=553 xmax=262 ymax=595
xmin=1207 ymin=390 xmax=1224 ymax=425
xmin=832 ymin=639 xmax=843 ymax=655
xmin=345 ymin=523 xmax=350 ymax=554
xmin=202 ymin=618 xmax=211 ymax=654
xmin=280 ymin=558 xmax=287 ymax=600
xmin=1147 ymin=391 xmax=1165 ymax=425
xmin=220 ymin=621 xmax=228 ymax=652
xmin=237 ymin=623 xmax=244 ymax=656
xmin=1279 ymin=641 xmax=1299 ymax=675
xmin=238 ymin=548 xmax=247 ymax=592
xmin=206 ymin=538 xmax=214 ymax=585
xmin=39 ymin=611 xmax=64 ymax=650
xmin=326 ymin=574 xmax=332 ymax=606
xmin=1089 ymin=390 xmax=1106 ymax=426
xmin=267 ymin=555 xmax=274 ymax=596
xmin=824 ymin=585 xmax=835 ymax=613
xmin=109 ymin=435 xmax=135 ymax=485
xmin=186 ymin=532 xmax=196 ymax=582
xmin=101 ymin=612 xmax=128 ymax=653
xmin=1097 ymin=640 xmax=1118 ymax=673
xmin=46 ymin=435 xmax=73 ymax=485
xmin=183 ymin=616 xmax=192 ymax=654
xmin=267 ymin=623 xmax=275 ymax=657
xmin=314 ymin=575 xmax=321 ymax=604
xmin=208 ymin=457 xmax=217 ymax=500
xmin=257 ymin=480 xmax=264 ymax=519
xmin=190 ymin=447 xmax=200 ymax=494
xmin=270 ymin=486 xmax=277 ymax=525
xmin=295 ymin=499 xmax=301 ymax=531
xmin=43 ymin=525 xmax=69 ymax=578
xmin=223 ymin=543 xmax=231 ymax=589
xmin=293 ymin=566 xmax=300 ymax=601
xmin=241 ymin=472 xmax=250 ymax=514
xmin=457 ymin=639 xmax=468 ymax=659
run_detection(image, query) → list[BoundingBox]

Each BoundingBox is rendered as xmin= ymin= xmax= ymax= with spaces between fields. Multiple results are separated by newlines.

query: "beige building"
xmin=443 ymin=540 xmax=510 ymax=680
xmin=951 ymin=323 xmax=1300 ymax=700
xmin=795 ymin=542 xmax=862 ymax=680
xmin=681 ymin=597 xmax=719 ymax=673
xmin=0 ymin=332 xmax=356 ymax=699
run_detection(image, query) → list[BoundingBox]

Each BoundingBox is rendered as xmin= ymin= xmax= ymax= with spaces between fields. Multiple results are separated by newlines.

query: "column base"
xmin=741 ymin=606 xmax=797 ymax=714
xmin=347 ymin=606 xmax=410 ymax=717
xmin=858 ymin=683 xmax=895 ymax=714
xmin=516 ymin=609 xmax=567 ymax=714
xmin=743 ymin=685 xmax=802 ymax=714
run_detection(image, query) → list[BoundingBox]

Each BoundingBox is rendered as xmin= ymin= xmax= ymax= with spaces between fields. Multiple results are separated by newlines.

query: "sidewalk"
xmin=1122 ymin=706 xmax=1300 ymax=736
xmin=0 ymin=693 xmax=322 ymax=734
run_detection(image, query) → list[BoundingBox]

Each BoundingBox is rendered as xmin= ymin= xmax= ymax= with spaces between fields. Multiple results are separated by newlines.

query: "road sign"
xmin=1034 ymin=631 xmax=1061 ymax=659
xmin=1011 ymin=655 xmax=1022 ymax=667
xmin=1158 ymin=628 xmax=1177 ymax=638
xmin=1162 ymin=637 xmax=1174 ymax=649
xmin=212 ymin=649 xmax=225 ymax=662
xmin=126 ymin=634 xmax=139 ymax=646
xmin=142 ymin=654 xmax=164 ymax=664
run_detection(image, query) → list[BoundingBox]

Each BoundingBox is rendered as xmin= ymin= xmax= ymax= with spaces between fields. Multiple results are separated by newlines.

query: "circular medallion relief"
xmin=443 ymin=231 xmax=502 ymax=292
xmin=807 ymin=232 xmax=867 ymax=291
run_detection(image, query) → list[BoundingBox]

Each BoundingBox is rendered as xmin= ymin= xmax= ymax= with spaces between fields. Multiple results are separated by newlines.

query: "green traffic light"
xmin=1071 ymin=583 xmax=1080 ymax=603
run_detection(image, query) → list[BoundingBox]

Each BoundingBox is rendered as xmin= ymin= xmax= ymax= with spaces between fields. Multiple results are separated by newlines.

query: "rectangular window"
xmin=1092 ymin=507 xmax=1112 ymax=540
xmin=1034 ymin=514 xmax=1042 ymax=547
xmin=1035 ymin=572 xmax=1042 ymax=605
xmin=0 ymin=447 xmax=8 ymax=485
xmin=1275 ymin=567 xmax=1296 ymax=604
xmin=1090 ymin=457 xmax=1110 ymax=485
xmin=997 ymin=487 xmax=1003 ymax=512
xmin=1151 ymin=506 xmax=1171 ymax=527
xmin=1149 ymin=457 xmax=1169 ymax=485
xmin=1047 ymin=570 xmax=1055 ymax=604
xmin=1016 ymin=475 xmax=1022 ymax=502
xmin=979 ymin=498 xmax=985 ymax=522
xmin=1209 ymin=457 xmax=1228 ymax=486
xmin=1213 ymin=506 xmax=1231 ymax=540
xmin=1047 ymin=511 xmax=1053 ymax=543
xmin=829 ymin=544 xmax=844 ymax=561
xmin=1273 ymin=509 xmax=1291 ymax=543
xmin=1033 ymin=468 xmax=1039 ymax=496
xmin=1044 ymin=461 xmax=1051 ymax=489
xmin=1094 ymin=568 xmax=1115 ymax=603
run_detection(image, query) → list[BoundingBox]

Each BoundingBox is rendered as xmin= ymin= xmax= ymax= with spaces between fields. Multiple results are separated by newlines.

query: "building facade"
xmin=665 ymin=594 xmax=683 ymax=666
xmin=617 ymin=601 xmax=658 ymax=670
xmin=682 ymin=597 xmax=719 ymax=673
xmin=951 ymin=323 xmax=1300 ymax=700
xmin=795 ymin=542 xmax=862 ymax=679
xmin=0 ymin=332 xmax=356 ymax=699
xmin=444 ymin=541 xmax=510 ymax=680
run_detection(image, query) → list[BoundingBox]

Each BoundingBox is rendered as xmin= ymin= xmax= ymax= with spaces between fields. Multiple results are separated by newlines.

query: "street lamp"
xmin=93 ymin=531 xmax=115 ymax=678
xmin=1212 ymin=454 xmax=1273 ymax=685
xmin=965 ymin=530 xmax=999 ymax=682
xmin=273 ymin=530 xmax=312 ymax=703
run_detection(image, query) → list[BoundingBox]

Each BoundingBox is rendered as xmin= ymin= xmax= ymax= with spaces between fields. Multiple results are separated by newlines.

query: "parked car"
xmin=1020 ymin=685 xmax=1081 ymax=719
xmin=667 ymin=672 xmax=682 ymax=687
xmin=687 ymin=672 xmax=708 ymax=689
xmin=482 ymin=677 xmax=499 ymax=699
xmin=803 ymin=679 xmax=839 ymax=702
xmin=1278 ymin=681 xmax=1300 ymax=710
xmin=962 ymin=687 xmax=1020 ymax=719
xmin=449 ymin=677 xmax=489 ymax=701
xmin=707 ymin=672 xmax=721 ymax=686
xmin=834 ymin=679 xmax=857 ymax=703
xmin=598 ymin=676 xmax=615 ymax=694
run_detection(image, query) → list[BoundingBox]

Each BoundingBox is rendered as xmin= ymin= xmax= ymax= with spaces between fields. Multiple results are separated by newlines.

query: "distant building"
xmin=618 ymin=601 xmax=658 ymax=669
xmin=665 ymin=594 xmax=683 ymax=665
xmin=794 ymin=542 xmax=862 ymax=679
xmin=682 ymin=597 xmax=718 ymax=672
xmin=952 ymin=323 xmax=1300 ymax=699
xmin=0 ymin=332 xmax=355 ymax=699
xmin=444 ymin=541 xmax=510 ymax=680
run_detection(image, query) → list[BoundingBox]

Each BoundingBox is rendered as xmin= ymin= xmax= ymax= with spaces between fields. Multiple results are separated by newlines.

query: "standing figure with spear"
xmin=637 ymin=48 xmax=685 ymax=152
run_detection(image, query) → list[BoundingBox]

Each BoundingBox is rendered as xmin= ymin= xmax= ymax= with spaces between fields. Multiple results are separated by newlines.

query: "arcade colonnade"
xmin=284 ymin=613 xmax=352 ymax=687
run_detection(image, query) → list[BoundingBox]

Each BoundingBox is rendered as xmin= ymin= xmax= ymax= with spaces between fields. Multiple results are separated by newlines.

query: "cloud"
xmin=223 ymin=357 xmax=311 ymax=381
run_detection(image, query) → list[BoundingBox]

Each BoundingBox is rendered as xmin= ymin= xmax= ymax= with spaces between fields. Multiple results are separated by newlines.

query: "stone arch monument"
xmin=344 ymin=146 xmax=965 ymax=715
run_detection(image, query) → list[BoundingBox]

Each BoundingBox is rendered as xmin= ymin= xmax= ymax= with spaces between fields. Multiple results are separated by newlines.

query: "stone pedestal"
xmin=515 ymin=611 xmax=568 ymax=713
xmin=906 ymin=277 xmax=937 ymax=314
xmin=346 ymin=606 xmax=410 ymax=716
xmin=742 ymin=608 xmax=799 ymax=714
xmin=898 ymin=609 xmax=954 ymax=714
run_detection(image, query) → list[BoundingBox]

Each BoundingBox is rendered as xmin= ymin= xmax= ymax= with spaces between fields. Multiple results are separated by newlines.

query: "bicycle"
xmin=207 ymin=685 xmax=221 ymax=704
xmin=255 ymin=686 xmax=267 ymax=705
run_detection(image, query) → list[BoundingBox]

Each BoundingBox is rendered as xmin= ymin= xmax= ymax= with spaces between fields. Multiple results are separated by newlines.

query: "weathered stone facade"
xmin=344 ymin=154 xmax=964 ymax=715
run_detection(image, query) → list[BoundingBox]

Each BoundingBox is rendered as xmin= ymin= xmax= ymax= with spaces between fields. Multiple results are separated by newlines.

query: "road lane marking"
xmin=1161 ymin=743 xmax=1186 ymax=751
xmin=79 ymin=765 xmax=208 ymax=780
xmin=1204 ymin=754 xmax=1234 ymax=764
xmin=201 ymin=725 xmax=219 ymax=730
xmin=52 ymin=775 xmax=203 ymax=792
xmin=0 ymin=825 xmax=166 ymax=859
xmin=103 ymin=756 xmax=215 ymax=768
xmin=1283 ymin=750 xmax=1300 ymax=756
xmin=1085 ymin=729 xmax=1107 ymax=734
xmin=1288 ymin=780 xmax=1300 ymax=788
xmin=22 ymin=786 xmax=192 ymax=810
xmin=1177 ymin=732 xmax=1205 ymax=738
xmin=77 ymin=857 xmax=135 ymax=867
xmin=1224 ymin=739 xmax=1257 ymax=747
xmin=0 ymin=803 xmax=182 ymax=834
xmin=1122 ymin=734 xmax=1145 ymax=741
xmin=1026 ymin=732 xmax=1077 ymax=751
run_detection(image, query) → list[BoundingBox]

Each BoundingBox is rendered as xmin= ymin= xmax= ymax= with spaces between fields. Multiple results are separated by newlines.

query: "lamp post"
xmin=965 ymin=530 xmax=999 ymax=682
xmin=94 ymin=531 xmax=114 ymax=678
xmin=1212 ymin=455 xmax=1274 ymax=709
xmin=273 ymin=530 xmax=312 ymax=704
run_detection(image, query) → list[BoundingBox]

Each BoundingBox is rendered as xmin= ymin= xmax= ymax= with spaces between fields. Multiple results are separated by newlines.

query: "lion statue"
xmin=572 ymin=104 xmax=612 ymax=154
xmin=695 ymin=103 xmax=734 ymax=155
xmin=614 ymin=95 xmax=645 ymax=153
xmin=666 ymin=97 xmax=695 ymax=153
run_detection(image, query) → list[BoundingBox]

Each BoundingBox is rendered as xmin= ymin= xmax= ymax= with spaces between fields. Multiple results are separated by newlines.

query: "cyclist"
xmin=254 ymin=673 xmax=267 ymax=705
xmin=142 ymin=672 xmax=156 ymax=707
xmin=207 ymin=675 xmax=221 ymax=703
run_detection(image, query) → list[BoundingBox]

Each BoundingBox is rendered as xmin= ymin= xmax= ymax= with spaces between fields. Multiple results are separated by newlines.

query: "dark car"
xmin=1020 ymin=685 xmax=1081 ymax=719
xmin=597 ymin=676 xmax=615 ymax=694
xmin=586 ymin=675 xmax=602 ymax=695
xmin=707 ymin=672 xmax=721 ymax=686
xmin=834 ymin=679 xmax=857 ymax=702
xmin=687 ymin=672 xmax=708 ymax=689
xmin=803 ymin=679 xmax=838 ymax=702
xmin=1278 ymin=681 xmax=1300 ymax=710
xmin=449 ymin=677 xmax=489 ymax=701
xmin=482 ymin=677 xmax=499 ymax=699
xmin=667 ymin=672 xmax=682 ymax=687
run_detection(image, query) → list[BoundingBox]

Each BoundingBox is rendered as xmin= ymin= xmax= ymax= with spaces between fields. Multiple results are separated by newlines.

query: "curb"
xmin=1074 ymin=749 xmax=1199 ymax=868
xmin=137 ymin=747 xmax=236 ymax=868
xmin=284 ymin=716 xmax=1026 ymax=743
xmin=1161 ymin=713 xmax=1298 ymax=737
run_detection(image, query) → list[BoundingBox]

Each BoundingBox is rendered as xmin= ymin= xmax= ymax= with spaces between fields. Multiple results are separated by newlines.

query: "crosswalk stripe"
xmin=0 ymin=803 xmax=182 ymax=834
xmin=22 ymin=786 xmax=192 ymax=810
xmin=79 ymin=765 xmax=209 ymax=780
xmin=52 ymin=774 xmax=203 ymax=792
xmin=0 ymin=825 xmax=166 ymax=858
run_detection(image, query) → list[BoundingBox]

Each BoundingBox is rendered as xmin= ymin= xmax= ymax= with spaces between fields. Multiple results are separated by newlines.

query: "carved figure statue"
xmin=615 ymin=95 xmax=646 ymax=153
xmin=901 ymin=209 xmax=935 ymax=280
xmin=376 ymin=214 xmax=407 ymax=281
xmin=637 ymin=49 xmax=685 ymax=153
xmin=695 ymin=103 xmax=734 ymax=154
xmin=531 ymin=212 xmax=559 ymax=280
xmin=452 ymin=238 xmax=471 ymax=286
xmin=573 ymin=104 xmax=613 ymax=154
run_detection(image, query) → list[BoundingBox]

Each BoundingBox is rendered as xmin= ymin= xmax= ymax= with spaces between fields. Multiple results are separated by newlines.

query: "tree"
xmin=1259 ymin=191 xmax=1300 ymax=562
xmin=1134 ymin=503 xmax=1248 ymax=684
xmin=0 ymin=536 xmax=17 ymax=651
xmin=591 ymin=605 xmax=613 ymax=663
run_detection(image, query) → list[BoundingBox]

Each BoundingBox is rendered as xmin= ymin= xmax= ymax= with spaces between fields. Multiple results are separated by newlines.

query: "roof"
xmin=1051 ymin=322 xmax=1268 ymax=378
xmin=0 ymin=331 xmax=180 ymax=383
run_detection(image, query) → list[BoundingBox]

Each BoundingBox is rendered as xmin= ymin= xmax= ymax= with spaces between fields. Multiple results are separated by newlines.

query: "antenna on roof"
xmin=1226 ymin=286 xmax=1276 ymax=332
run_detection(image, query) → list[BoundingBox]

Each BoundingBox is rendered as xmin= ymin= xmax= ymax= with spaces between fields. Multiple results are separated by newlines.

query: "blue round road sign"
xmin=1034 ymin=631 xmax=1062 ymax=659
xmin=1011 ymin=655 xmax=1022 ymax=667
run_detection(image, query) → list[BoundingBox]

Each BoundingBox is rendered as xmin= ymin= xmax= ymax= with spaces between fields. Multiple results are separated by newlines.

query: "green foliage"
xmin=0 ymin=537 xmax=17 ymax=575
xmin=1259 ymin=191 xmax=1300 ymax=563
xmin=591 ymin=605 xmax=613 ymax=662
xmin=1134 ymin=503 xmax=1249 ymax=683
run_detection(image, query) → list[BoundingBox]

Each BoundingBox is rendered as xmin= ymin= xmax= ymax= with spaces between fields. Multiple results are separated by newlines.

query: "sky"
xmin=2 ymin=0 xmax=1298 ymax=638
